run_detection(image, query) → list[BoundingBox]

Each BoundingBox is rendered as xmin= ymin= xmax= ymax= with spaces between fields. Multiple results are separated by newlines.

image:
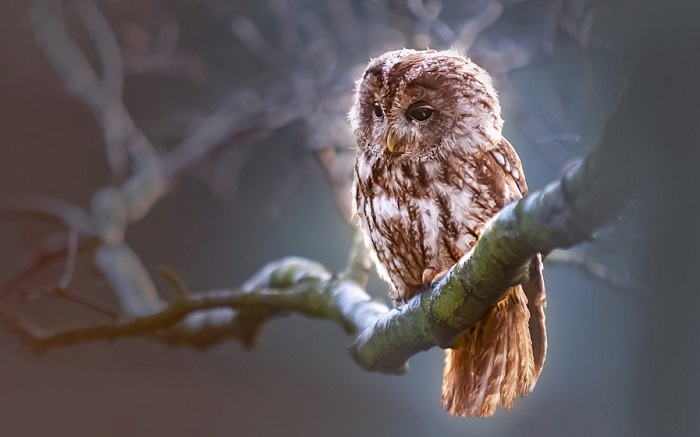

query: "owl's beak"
xmin=385 ymin=132 xmax=397 ymax=153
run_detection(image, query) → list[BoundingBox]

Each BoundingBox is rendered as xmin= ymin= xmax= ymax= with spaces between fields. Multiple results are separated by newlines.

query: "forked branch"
xmin=0 ymin=0 xmax=634 ymax=374
xmin=0 ymin=79 xmax=635 ymax=372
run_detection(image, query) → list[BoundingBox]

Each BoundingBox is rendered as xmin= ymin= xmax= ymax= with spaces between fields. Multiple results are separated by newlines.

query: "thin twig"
xmin=73 ymin=0 xmax=128 ymax=181
xmin=58 ymin=227 xmax=79 ymax=290
xmin=0 ymin=232 xmax=94 ymax=295
xmin=342 ymin=231 xmax=372 ymax=289
xmin=48 ymin=288 xmax=118 ymax=319
xmin=33 ymin=0 xmax=160 ymax=182
xmin=0 ymin=196 xmax=92 ymax=231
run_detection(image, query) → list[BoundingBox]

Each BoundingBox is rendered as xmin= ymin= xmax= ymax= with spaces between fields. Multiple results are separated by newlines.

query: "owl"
xmin=350 ymin=49 xmax=547 ymax=417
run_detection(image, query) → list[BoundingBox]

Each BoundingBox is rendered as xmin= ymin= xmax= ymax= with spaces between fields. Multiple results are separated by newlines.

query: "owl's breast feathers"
xmin=354 ymin=138 xmax=525 ymax=303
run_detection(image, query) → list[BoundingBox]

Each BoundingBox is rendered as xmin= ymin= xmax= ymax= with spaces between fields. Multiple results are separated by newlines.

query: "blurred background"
xmin=0 ymin=0 xmax=698 ymax=436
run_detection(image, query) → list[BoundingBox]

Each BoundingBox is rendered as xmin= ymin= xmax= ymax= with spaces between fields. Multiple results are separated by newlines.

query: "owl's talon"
xmin=421 ymin=268 xmax=436 ymax=284
xmin=422 ymin=268 xmax=450 ymax=285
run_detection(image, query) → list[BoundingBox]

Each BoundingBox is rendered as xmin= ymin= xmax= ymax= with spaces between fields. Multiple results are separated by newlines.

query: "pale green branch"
xmin=349 ymin=81 xmax=636 ymax=373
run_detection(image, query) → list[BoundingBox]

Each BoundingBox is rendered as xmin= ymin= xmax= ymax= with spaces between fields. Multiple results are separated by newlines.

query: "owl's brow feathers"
xmin=365 ymin=53 xmax=453 ymax=108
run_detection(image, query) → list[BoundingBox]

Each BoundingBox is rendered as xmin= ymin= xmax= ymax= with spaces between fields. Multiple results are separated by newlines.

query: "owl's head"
xmin=349 ymin=49 xmax=503 ymax=161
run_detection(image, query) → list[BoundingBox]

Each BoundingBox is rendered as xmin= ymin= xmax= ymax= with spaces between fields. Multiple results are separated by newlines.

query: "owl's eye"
xmin=373 ymin=101 xmax=383 ymax=118
xmin=406 ymin=102 xmax=434 ymax=122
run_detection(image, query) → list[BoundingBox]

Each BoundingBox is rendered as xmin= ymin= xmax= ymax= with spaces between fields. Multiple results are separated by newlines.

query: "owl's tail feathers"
xmin=441 ymin=286 xmax=536 ymax=417
xmin=524 ymin=255 xmax=548 ymax=387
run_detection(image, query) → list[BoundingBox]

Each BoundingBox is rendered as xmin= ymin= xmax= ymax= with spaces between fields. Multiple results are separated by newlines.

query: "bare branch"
xmin=451 ymin=1 xmax=503 ymax=53
xmin=349 ymin=78 xmax=636 ymax=372
xmin=547 ymin=246 xmax=633 ymax=290
xmin=230 ymin=15 xmax=286 ymax=67
xmin=32 ymin=287 xmax=118 ymax=319
xmin=57 ymin=226 xmax=79 ymax=290
xmin=342 ymin=231 xmax=373 ymax=289
xmin=0 ymin=257 xmax=388 ymax=354
xmin=315 ymin=147 xmax=355 ymax=222
xmin=407 ymin=0 xmax=456 ymax=43
xmin=32 ymin=0 xmax=160 ymax=183
xmin=73 ymin=0 xmax=128 ymax=180
xmin=1 ymin=0 xmax=632 ymax=385
xmin=94 ymin=242 xmax=164 ymax=317
xmin=0 ymin=232 xmax=94 ymax=295
xmin=162 ymin=103 xmax=282 ymax=181
xmin=0 ymin=195 xmax=92 ymax=231
xmin=0 ymin=78 xmax=635 ymax=372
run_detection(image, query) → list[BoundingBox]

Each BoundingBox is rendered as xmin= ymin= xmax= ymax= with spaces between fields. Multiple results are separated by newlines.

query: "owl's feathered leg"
xmin=441 ymin=286 xmax=536 ymax=417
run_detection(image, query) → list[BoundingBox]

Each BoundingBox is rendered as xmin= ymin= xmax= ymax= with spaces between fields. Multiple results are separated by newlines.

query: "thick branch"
xmin=349 ymin=83 xmax=636 ymax=372
xmin=0 ymin=81 xmax=635 ymax=372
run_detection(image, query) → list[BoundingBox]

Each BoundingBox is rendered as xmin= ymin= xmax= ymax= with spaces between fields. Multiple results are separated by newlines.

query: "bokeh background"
xmin=1 ymin=1 xmax=698 ymax=436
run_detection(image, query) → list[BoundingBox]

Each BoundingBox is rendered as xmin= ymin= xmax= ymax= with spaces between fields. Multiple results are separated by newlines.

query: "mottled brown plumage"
xmin=349 ymin=49 xmax=547 ymax=417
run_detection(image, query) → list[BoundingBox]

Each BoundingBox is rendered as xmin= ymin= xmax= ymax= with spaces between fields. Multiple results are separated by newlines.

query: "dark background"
xmin=1 ymin=1 xmax=698 ymax=436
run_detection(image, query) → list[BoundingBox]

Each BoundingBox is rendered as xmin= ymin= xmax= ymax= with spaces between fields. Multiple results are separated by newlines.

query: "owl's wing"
xmin=488 ymin=138 xmax=528 ymax=199
xmin=489 ymin=138 xmax=548 ymax=383
xmin=524 ymin=254 xmax=547 ymax=382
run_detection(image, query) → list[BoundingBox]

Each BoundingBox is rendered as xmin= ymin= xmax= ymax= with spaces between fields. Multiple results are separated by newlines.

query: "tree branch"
xmin=2 ymin=0 xmax=634 ymax=379
xmin=0 ymin=257 xmax=388 ymax=354
xmin=0 ymin=78 xmax=635 ymax=372
xmin=351 ymin=80 xmax=636 ymax=372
